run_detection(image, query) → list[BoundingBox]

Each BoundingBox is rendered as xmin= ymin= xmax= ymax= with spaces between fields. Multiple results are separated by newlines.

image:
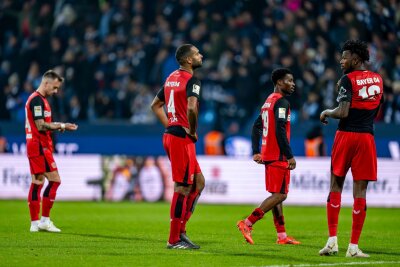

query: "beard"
xmin=192 ymin=60 xmax=202 ymax=70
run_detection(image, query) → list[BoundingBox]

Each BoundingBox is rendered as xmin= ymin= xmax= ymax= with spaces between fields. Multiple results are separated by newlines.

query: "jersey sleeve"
xmin=336 ymin=75 xmax=352 ymax=103
xmin=156 ymin=86 xmax=165 ymax=102
xmin=186 ymin=77 xmax=201 ymax=99
xmin=273 ymin=98 xmax=293 ymax=159
xmin=251 ymin=114 xmax=262 ymax=154
xmin=29 ymin=96 xmax=45 ymax=120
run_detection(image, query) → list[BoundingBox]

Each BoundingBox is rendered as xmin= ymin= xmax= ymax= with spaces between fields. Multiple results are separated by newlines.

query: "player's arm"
xmin=251 ymin=115 xmax=263 ymax=164
xmin=186 ymin=77 xmax=201 ymax=141
xmin=150 ymin=87 xmax=168 ymax=128
xmin=34 ymin=120 xmax=77 ymax=132
xmin=274 ymin=98 xmax=295 ymax=169
xmin=320 ymin=76 xmax=351 ymax=124
xmin=30 ymin=96 xmax=77 ymax=132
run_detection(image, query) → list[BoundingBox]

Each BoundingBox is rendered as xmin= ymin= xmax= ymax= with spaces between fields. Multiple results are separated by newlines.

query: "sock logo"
xmin=330 ymin=204 xmax=340 ymax=208
xmin=353 ymin=210 xmax=361 ymax=214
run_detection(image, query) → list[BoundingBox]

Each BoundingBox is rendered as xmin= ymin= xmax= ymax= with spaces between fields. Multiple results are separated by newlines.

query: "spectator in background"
xmin=0 ymin=0 xmax=398 ymax=136
xmin=0 ymin=127 xmax=9 ymax=153
xmin=304 ymin=125 xmax=326 ymax=157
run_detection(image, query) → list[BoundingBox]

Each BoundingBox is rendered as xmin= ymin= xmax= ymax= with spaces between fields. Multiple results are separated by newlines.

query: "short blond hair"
xmin=43 ymin=70 xmax=64 ymax=82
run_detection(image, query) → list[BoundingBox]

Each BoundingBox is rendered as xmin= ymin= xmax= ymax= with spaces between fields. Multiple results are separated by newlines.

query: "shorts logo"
xmin=278 ymin=108 xmax=286 ymax=119
xmin=190 ymin=174 xmax=194 ymax=182
xmin=34 ymin=106 xmax=42 ymax=116
xmin=51 ymin=162 xmax=57 ymax=169
xmin=192 ymin=84 xmax=200 ymax=95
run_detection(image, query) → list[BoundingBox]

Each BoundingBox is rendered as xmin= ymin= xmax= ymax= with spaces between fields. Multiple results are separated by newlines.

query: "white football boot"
xmin=38 ymin=221 xmax=61 ymax=233
xmin=346 ymin=244 xmax=370 ymax=258
xmin=30 ymin=221 xmax=39 ymax=232
xmin=319 ymin=237 xmax=338 ymax=256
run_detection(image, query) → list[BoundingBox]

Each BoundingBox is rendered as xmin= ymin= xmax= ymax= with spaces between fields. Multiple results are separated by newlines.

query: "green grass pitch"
xmin=1 ymin=200 xmax=400 ymax=267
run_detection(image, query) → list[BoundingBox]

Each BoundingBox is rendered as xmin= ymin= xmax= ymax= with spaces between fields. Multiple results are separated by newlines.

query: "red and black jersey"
xmin=25 ymin=91 xmax=54 ymax=152
xmin=252 ymin=92 xmax=293 ymax=162
xmin=337 ymin=70 xmax=383 ymax=134
xmin=156 ymin=69 xmax=201 ymax=137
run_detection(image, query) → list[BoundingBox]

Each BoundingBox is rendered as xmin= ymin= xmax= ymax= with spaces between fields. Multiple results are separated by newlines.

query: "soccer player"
xmin=319 ymin=40 xmax=383 ymax=258
xmin=26 ymin=70 xmax=78 ymax=233
xmin=151 ymin=44 xmax=205 ymax=249
xmin=237 ymin=68 xmax=300 ymax=245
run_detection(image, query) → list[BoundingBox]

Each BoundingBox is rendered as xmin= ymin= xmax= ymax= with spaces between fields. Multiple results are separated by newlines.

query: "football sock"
xmin=273 ymin=215 xmax=286 ymax=236
xmin=327 ymin=192 xmax=341 ymax=237
xmin=245 ymin=207 xmax=265 ymax=226
xmin=40 ymin=216 xmax=50 ymax=223
xmin=169 ymin=192 xmax=187 ymax=244
xmin=28 ymin=183 xmax=43 ymax=221
xmin=328 ymin=236 xmax=337 ymax=244
xmin=277 ymin=232 xmax=287 ymax=240
xmin=350 ymin=198 xmax=366 ymax=245
xmin=42 ymin=181 xmax=60 ymax=217
xmin=181 ymin=190 xmax=200 ymax=233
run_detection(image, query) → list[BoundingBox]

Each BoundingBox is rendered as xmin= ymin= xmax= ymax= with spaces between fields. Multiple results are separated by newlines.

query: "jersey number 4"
xmin=167 ymin=90 xmax=178 ymax=122
xmin=358 ymin=85 xmax=381 ymax=100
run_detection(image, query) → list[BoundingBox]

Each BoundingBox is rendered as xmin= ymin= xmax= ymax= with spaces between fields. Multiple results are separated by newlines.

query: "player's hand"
xmin=320 ymin=111 xmax=328 ymax=125
xmin=287 ymin=157 xmax=296 ymax=170
xmin=65 ymin=123 xmax=78 ymax=131
xmin=253 ymin=153 xmax=263 ymax=164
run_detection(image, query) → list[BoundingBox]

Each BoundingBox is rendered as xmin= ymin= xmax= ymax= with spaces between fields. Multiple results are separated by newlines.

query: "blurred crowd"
xmin=0 ymin=0 xmax=399 ymax=135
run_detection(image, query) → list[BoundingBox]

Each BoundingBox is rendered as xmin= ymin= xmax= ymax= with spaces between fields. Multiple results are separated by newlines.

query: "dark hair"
xmin=43 ymin=70 xmax=64 ymax=82
xmin=271 ymin=68 xmax=293 ymax=85
xmin=341 ymin=40 xmax=369 ymax=62
xmin=175 ymin=44 xmax=194 ymax=65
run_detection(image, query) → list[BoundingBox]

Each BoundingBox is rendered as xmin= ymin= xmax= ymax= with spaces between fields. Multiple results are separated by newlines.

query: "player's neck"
xmin=36 ymin=88 xmax=46 ymax=98
xmin=179 ymin=66 xmax=193 ymax=75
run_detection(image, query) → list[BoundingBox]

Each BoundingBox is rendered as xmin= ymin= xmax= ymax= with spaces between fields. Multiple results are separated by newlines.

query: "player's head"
xmin=271 ymin=68 xmax=295 ymax=96
xmin=41 ymin=70 xmax=64 ymax=96
xmin=340 ymin=40 xmax=369 ymax=74
xmin=176 ymin=44 xmax=203 ymax=70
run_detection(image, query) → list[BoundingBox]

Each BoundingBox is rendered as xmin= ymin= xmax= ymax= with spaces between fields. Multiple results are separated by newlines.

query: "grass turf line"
xmin=0 ymin=201 xmax=399 ymax=267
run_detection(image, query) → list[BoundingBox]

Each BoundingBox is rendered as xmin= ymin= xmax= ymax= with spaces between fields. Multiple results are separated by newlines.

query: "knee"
xmin=275 ymin=193 xmax=287 ymax=202
xmin=196 ymin=174 xmax=205 ymax=192
xmin=175 ymin=185 xmax=191 ymax=196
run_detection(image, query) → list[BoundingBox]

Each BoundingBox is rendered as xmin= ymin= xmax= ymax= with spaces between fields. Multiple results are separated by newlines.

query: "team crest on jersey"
xmin=278 ymin=108 xmax=286 ymax=119
xmin=192 ymin=84 xmax=200 ymax=95
xmin=34 ymin=106 xmax=42 ymax=116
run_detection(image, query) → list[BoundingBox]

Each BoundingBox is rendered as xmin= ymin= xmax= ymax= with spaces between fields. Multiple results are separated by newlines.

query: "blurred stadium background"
xmin=0 ymin=0 xmax=399 ymax=207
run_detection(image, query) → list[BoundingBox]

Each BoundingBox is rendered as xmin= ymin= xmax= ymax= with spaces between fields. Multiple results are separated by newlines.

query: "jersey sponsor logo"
xmin=278 ymin=108 xmax=286 ymax=119
xmin=165 ymin=81 xmax=180 ymax=87
xmin=192 ymin=84 xmax=200 ymax=95
xmin=34 ymin=106 xmax=42 ymax=116
xmin=336 ymin=86 xmax=347 ymax=102
xmin=356 ymin=77 xmax=380 ymax=86
xmin=262 ymin=102 xmax=271 ymax=109
xmin=44 ymin=111 xmax=51 ymax=117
